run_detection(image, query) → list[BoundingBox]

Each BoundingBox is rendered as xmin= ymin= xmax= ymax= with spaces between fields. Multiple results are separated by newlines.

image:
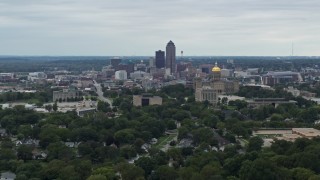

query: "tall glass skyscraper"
xmin=155 ymin=50 xmax=165 ymax=68
xmin=166 ymin=40 xmax=176 ymax=74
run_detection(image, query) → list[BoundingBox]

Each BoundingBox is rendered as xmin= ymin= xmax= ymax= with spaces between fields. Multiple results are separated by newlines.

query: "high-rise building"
xmin=115 ymin=70 xmax=128 ymax=80
xmin=166 ymin=41 xmax=176 ymax=74
xmin=110 ymin=57 xmax=121 ymax=68
xmin=155 ymin=50 xmax=165 ymax=69
xmin=149 ymin=57 xmax=155 ymax=67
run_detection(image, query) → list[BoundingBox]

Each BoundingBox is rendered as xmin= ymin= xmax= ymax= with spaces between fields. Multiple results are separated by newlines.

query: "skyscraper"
xmin=155 ymin=50 xmax=165 ymax=68
xmin=166 ymin=40 xmax=176 ymax=74
xmin=110 ymin=57 xmax=121 ymax=68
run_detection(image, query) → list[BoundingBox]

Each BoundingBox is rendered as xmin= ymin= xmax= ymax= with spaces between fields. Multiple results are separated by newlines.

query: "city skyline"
xmin=0 ymin=0 xmax=320 ymax=56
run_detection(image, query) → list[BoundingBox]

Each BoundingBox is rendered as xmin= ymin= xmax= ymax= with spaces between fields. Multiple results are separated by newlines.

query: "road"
xmin=93 ymin=80 xmax=113 ymax=108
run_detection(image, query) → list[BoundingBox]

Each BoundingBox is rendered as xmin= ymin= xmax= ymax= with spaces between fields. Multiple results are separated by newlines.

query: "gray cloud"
xmin=0 ymin=0 xmax=319 ymax=56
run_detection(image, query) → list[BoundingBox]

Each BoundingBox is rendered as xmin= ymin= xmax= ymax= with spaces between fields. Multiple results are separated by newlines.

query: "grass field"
xmin=153 ymin=134 xmax=176 ymax=149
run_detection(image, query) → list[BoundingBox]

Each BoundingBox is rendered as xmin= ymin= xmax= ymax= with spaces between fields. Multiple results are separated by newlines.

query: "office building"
xmin=133 ymin=94 xmax=163 ymax=106
xmin=155 ymin=50 xmax=165 ymax=68
xmin=262 ymin=71 xmax=303 ymax=86
xmin=166 ymin=41 xmax=176 ymax=74
xmin=110 ymin=57 xmax=121 ymax=68
xmin=117 ymin=63 xmax=134 ymax=75
xmin=149 ymin=57 xmax=155 ymax=67
xmin=53 ymin=88 xmax=81 ymax=102
xmin=115 ymin=70 xmax=128 ymax=80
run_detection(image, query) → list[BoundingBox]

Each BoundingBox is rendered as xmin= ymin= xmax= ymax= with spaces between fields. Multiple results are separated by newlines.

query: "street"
xmin=93 ymin=80 xmax=113 ymax=108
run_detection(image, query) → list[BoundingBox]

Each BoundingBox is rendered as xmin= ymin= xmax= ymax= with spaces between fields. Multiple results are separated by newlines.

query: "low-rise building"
xmin=262 ymin=71 xmax=303 ymax=86
xmin=0 ymin=172 xmax=16 ymax=180
xmin=133 ymin=94 xmax=162 ymax=106
xmin=253 ymin=128 xmax=320 ymax=144
xmin=195 ymin=86 xmax=217 ymax=104
xmin=53 ymin=88 xmax=81 ymax=102
xmin=77 ymin=108 xmax=96 ymax=117
xmin=292 ymin=128 xmax=320 ymax=138
xmin=246 ymin=98 xmax=297 ymax=108
xmin=28 ymin=72 xmax=47 ymax=82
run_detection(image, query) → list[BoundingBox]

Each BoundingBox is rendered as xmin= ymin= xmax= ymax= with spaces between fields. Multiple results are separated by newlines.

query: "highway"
xmin=93 ymin=80 xmax=113 ymax=108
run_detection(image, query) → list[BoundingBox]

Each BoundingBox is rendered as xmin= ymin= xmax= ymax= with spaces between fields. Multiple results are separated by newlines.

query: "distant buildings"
xmin=117 ymin=63 xmax=134 ymax=75
xmin=149 ymin=57 xmax=155 ymax=67
xmin=200 ymin=64 xmax=213 ymax=74
xmin=130 ymin=71 xmax=151 ymax=80
xmin=133 ymin=94 xmax=163 ymax=106
xmin=155 ymin=50 xmax=165 ymax=68
xmin=53 ymin=88 xmax=81 ymax=102
xmin=195 ymin=62 xmax=239 ymax=105
xmin=284 ymin=86 xmax=316 ymax=98
xmin=115 ymin=70 xmax=128 ymax=80
xmin=262 ymin=71 xmax=303 ymax=86
xmin=166 ymin=41 xmax=176 ymax=74
xmin=110 ymin=57 xmax=121 ymax=68
xmin=77 ymin=108 xmax=96 ymax=117
xmin=28 ymin=72 xmax=47 ymax=83
xmin=246 ymin=98 xmax=297 ymax=108
xmin=0 ymin=73 xmax=15 ymax=82
xmin=254 ymin=128 xmax=320 ymax=143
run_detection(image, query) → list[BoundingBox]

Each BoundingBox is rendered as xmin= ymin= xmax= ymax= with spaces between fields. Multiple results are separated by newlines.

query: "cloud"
xmin=0 ymin=0 xmax=319 ymax=56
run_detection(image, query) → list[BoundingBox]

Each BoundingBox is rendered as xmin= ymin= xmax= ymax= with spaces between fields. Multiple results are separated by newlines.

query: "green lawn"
xmin=153 ymin=134 xmax=176 ymax=149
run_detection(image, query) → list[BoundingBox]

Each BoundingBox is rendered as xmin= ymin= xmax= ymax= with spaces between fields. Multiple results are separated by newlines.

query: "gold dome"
xmin=212 ymin=66 xmax=221 ymax=72
xmin=212 ymin=62 xmax=221 ymax=72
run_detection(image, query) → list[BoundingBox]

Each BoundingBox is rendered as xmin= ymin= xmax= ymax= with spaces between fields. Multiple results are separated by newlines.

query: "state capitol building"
xmin=195 ymin=62 xmax=239 ymax=105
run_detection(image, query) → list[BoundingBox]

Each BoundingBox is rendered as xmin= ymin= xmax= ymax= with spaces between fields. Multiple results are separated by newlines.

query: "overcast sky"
xmin=0 ymin=0 xmax=319 ymax=56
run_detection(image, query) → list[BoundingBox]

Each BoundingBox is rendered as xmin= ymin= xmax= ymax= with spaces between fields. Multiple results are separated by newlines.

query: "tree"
xmin=247 ymin=136 xmax=264 ymax=152
xmin=17 ymin=145 xmax=33 ymax=161
xmin=221 ymin=97 xmax=228 ymax=105
xmin=200 ymin=164 xmax=223 ymax=179
xmin=179 ymin=167 xmax=197 ymax=180
xmin=112 ymin=98 xmax=122 ymax=106
xmin=53 ymin=101 xmax=58 ymax=112
xmin=59 ymin=165 xmax=80 ymax=180
xmin=114 ymin=129 xmax=136 ymax=144
xmin=270 ymin=113 xmax=284 ymax=121
xmin=135 ymin=157 xmax=157 ymax=176
xmin=116 ymin=163 xmax=145 ymax=180
xmin=91 ymin=166 xmax=117 ymax=180
xmin=191 ymin=127 xmax=216 ymax=145
xmin=41 ymin=160 xmax=65 ymax=179
xmin=45 ymin=104 xmax=53 ymax=112
xmin=229 ymin=100 xmax=248 ymax=110
xmin=154 ymin=166 xmax=178 ymax=180
xmin=271 ymin=140 xmax=292 ymax=155
xmin=166 ymin=120 xmax=177 ymax=130
xmin=47 ymin=142 xmax=74 ymax=161
xmin=97 ymin=101 xmax=110 ymax=113
xmin=239 ymin=159 xmax=281 ymax=180
xmin=203 ymin=115 xmax=219 ymax=128
xmin=87 ymin=175 xmax=108 ymax=180
xmin=120 ymin=145 xmax=137 ymax=159
xmin=291 ymin=167 xmax=315 ymax=180
xmin=0 ymin=148 xmax=16 ymax=161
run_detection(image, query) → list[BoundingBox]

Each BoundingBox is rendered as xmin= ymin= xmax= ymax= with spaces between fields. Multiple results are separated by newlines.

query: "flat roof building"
xmin=133 ymin=94 xmax=162 ymax=106
xmin=292 ymin=128 xmax=320 ymax=138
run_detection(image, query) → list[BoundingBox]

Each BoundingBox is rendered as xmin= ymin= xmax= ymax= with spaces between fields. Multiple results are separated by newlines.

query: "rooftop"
xmin=292 ymin=128 xmax=320 ymax=137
